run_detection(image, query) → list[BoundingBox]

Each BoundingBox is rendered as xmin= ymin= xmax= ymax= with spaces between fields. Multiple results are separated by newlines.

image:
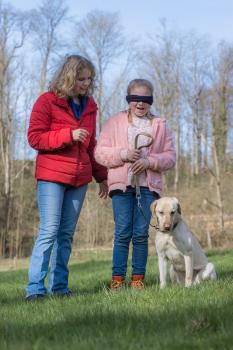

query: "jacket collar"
xmin=119 ymin=111 xmax=160 ymax=148
xmin=53 ymin=93 xmax=97 ymax=115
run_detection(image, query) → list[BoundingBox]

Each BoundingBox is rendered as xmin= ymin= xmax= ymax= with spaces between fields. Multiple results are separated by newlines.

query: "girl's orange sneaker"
xmin=110 ymin=276 xmax=125 ymax=290
xmin=131 ymin=275 xmax=144 ymax=289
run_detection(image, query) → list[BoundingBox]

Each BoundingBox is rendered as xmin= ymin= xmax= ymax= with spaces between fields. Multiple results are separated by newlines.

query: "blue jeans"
xmin=26 ymin=181 xmax=87 ymax=297
xmin=111 ymin=186 xmax=159 ymax=277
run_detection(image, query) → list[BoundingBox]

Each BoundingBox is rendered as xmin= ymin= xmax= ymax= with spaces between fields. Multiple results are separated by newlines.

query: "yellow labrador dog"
xmin=150 ymin=197 xmax=217 ymax=288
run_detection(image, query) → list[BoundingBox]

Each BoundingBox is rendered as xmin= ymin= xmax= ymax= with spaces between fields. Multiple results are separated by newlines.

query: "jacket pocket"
xmin=107 ymin=166 xmax=127 ymax=186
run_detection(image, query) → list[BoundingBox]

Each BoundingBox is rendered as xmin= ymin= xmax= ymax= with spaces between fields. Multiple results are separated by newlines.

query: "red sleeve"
xmin=27 ymin=94 xmax=73 ymax=151
xmin=87 ymin=114 xmax=107 ymax=183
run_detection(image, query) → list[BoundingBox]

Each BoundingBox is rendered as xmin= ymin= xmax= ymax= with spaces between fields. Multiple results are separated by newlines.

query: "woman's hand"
xmin=72 ymin=128 xmax=89 ymax=142
xmin=131 ymin=158 xmax=150 ymax=175
xmin=98 ymin=180 xmax=108 ymax=199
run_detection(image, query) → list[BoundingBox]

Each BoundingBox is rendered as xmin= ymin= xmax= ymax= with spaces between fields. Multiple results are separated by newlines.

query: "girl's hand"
xmin=126 ymin=149 xmax=141 ymax=162
xmin=72 ymin=128 xmax=89 ymax=142
xmin=131 ymin=158 xmax=150 ymax=175
xmin=98 ymin=180 xmax=108 ymax=199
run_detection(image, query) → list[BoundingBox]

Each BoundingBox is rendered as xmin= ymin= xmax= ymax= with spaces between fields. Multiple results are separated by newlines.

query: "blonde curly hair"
xmin=49 ymin=55 xmax=96 ymax=98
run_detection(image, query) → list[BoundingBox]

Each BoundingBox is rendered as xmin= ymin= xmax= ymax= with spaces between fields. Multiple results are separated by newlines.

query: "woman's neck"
xmin=72 ymin=96 xmax=80 ymax=104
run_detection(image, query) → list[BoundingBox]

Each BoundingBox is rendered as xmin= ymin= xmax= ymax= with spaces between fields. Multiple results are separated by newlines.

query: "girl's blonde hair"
xmin=127 ymin=79 xmax=154 ymax=123
xmin=127 ymin=78 xmax=154 ymax=95
xmin=49 ymin=55 xmax=96 ymax=98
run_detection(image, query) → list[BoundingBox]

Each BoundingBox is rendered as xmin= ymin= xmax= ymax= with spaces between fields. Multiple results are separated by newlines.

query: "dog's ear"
xmin=150 ymin=200 xmax=158 ymax=216
xmin=177 ymin=203 xmax=181 ymax=214
xmin=172 ymin=197 xmax=181 ymax=214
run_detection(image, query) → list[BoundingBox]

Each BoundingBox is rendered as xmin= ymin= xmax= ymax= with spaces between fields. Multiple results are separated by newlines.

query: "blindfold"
xmin=126 ymin=95 xmax=153 ymax=105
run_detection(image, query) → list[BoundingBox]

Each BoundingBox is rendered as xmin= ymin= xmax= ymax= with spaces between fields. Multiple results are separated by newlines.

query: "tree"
xmin=139 ymin=22 xmax=184 ymax=190
xmin=183 ymin=34 xmax=212 ymax=177
xmin=29 ymin=0 xmax=68 ymax=93
xmin=0 ymin=2 xmax=28 ymax=256
xmin=211 ymin=42 xmax=233 ymax=170
xmin=73 ymin=10 xmax=125 ymax=131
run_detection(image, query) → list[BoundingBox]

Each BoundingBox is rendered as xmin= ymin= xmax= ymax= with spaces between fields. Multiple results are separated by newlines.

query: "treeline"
xmin=0 ymin=0 xmax=233 ymax=258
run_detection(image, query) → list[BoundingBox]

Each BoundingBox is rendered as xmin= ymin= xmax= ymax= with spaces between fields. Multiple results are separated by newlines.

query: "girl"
xmin=26 ymin=55 xmax=107 ymax=301
xmin=95 ymin=79 xmax=176 ymax=289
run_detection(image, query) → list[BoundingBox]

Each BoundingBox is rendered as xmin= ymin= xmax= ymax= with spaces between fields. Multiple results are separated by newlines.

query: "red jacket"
xmin=28 ymin=92 xmax=107 ymax=187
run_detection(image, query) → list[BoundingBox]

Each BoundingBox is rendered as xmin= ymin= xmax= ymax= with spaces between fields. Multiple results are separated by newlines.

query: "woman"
xmin=26 ymin=55 xmax=107 ymax=301
xmin=95 ymin=79 xmax=176 ymax=290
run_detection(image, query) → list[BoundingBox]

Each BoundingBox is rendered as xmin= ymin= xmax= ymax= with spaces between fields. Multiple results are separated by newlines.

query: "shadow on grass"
xmin=1 ymin=297 xmax=233 ymax=350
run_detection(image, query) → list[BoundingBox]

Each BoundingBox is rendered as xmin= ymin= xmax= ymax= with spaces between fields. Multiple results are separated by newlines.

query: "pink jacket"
xmin=94 ymin=111 xmax=176 ymax=194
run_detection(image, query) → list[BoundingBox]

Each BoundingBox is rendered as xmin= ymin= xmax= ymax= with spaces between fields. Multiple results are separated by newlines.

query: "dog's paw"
xmin=185 ymin=281 xmax=192 ymax=288
xmin=160 ymin=283 xmax=166 ymax=289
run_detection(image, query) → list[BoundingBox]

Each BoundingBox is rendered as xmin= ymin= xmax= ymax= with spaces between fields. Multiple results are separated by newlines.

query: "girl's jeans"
xmin=111 ymin=186 xmax=159 ymax=277
xmin=26 ymin=181 xmax=87 ymax=297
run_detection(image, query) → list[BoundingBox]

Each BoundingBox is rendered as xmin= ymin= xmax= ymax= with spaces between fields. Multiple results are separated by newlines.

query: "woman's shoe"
xmin=25 ymin=294 xmax=46 ymax=302
xmin=51 ymin=290 xmax=74 ymax=298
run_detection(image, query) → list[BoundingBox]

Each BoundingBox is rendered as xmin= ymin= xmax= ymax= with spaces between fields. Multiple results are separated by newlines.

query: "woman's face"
xmin=128 ymin=85 xmax=152 ymax=118
xmin=75 ymin=68 xmax=92 ymax=95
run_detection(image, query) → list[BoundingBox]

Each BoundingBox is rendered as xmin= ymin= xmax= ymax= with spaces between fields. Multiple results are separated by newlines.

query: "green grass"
xmin=0 ymin=249 xmax=233 ymax=350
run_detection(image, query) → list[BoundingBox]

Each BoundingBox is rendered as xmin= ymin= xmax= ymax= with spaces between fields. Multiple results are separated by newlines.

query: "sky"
xmin=10 ymin=0 xmax=233 ymax=44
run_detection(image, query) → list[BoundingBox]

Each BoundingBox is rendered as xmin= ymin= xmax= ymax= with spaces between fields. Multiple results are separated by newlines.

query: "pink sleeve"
xmin=120 ymin=149 xmax=128 ymax=161
xmin=94 ymin=119 xmax=128 ymax=168
xmin=147 ymin=121 xmax=176 ymax=171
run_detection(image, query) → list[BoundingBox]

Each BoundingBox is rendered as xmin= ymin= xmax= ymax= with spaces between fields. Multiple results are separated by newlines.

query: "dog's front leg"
xmin=184 ymin=253 xmax=193 ymax=287
xmin=158 ymin=254 xmax=167 ymax=289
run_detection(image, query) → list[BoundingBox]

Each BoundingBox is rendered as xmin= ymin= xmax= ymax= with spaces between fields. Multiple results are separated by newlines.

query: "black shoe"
xmin=52 ymin=290 xmax=74 ymax=298
xmin=25 ymin=294 xmax=46 ymax=302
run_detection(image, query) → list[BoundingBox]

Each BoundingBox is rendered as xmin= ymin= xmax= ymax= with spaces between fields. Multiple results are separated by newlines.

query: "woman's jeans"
xmin=111 ymin=186 xmax=159 ymax=277
xmin=26 ymin=181 xmax=87 ymax=297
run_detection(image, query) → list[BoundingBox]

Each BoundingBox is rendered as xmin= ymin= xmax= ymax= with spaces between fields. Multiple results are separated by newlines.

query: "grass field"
xmin=0 ymin=249 xmax=233 ymax=350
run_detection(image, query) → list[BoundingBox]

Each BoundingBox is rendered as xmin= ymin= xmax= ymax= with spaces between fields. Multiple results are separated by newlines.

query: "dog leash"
xmin=131 ymin=132 xmax=154 ymax=197
xmin=131 ymin=132 xmax=157 ymax=229
xmin=136 ymin=195 xmax=158 ymax=229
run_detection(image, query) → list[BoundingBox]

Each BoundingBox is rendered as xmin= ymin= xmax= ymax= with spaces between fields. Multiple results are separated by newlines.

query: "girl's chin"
xmin=134 ymin=112 xmax=147 ymax=118
xmin=77 ymin=89 xmax=87 ymax=95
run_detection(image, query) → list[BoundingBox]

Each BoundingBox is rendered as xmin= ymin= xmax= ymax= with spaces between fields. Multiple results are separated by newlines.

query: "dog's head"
xmin=150 ymin=197 xmax=181 ymax=232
